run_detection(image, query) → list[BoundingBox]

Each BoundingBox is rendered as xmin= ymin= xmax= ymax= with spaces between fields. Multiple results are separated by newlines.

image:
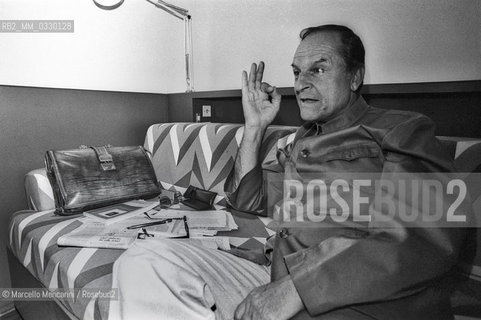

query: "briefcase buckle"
xmin=91 ymin=146 xmax=117 ymax=171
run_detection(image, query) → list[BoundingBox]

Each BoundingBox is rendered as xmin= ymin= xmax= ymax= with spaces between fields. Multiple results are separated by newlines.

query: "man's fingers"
xmin=260 ymin=83 xmax=282 ymax=107
xmin=241 ymin=71 xmax=248 ymax=94
xmin=248 ymin=63 xmax=257 ymax=91
xmin=260 ymin=82 xmax=272 ymax=93
xmin=271 ymin=86 xmax=282 ymax=105
xmin=255 ymin=61 xmax=264 ymax=89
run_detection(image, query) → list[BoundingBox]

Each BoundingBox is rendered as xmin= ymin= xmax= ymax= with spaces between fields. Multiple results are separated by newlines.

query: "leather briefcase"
xmin=45 ymin=145 xmax=161 ymax=215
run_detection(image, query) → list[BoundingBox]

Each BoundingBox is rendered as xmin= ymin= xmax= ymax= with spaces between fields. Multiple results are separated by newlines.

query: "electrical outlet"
xmin=202 ymin=105 xmax=211 ymax=117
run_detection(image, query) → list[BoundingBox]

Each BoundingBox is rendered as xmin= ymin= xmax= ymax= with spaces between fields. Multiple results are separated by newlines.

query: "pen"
xmin=127 ymin=219 xmax=173 ymax=229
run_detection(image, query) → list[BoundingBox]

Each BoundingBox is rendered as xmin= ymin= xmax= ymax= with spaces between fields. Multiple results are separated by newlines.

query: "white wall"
xmin=1 ymin=0 xmax=480 ymax=94
xmin=190 ymin=0 xmax=481 ymax=92
xmin=0 ymin=0 xmax=186 ymax=93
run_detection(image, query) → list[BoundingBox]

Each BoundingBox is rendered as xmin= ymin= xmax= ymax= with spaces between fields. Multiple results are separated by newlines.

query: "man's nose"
xmin=295 ymin=73 xmax=310 ymax=94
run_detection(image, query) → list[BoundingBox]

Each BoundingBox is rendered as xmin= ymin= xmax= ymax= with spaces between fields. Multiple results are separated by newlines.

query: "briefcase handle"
xmin=79 ymin=145 xmax=116 ymax=171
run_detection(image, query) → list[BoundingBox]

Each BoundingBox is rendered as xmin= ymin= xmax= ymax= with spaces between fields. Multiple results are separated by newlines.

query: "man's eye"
xmin=293 ymin=70 xmax=299 ymax=78
xmin=313 ymin=68 xmax=324 ymax=74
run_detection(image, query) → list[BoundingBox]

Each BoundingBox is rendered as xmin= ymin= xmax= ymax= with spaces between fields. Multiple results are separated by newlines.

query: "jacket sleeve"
xmin=224 ymin=130 xmax=294 ymax=215
xmin=282 ymin=115 xmax=470 ymax=315
xmin=224 ymin=163 xmax=266 ymax=215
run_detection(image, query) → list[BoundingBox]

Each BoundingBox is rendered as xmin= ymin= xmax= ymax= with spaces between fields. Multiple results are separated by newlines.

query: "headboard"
xmin=188 ymin=80 xmax=481 ymax=138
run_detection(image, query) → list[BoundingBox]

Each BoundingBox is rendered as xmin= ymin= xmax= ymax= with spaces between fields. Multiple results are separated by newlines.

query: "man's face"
xmin=292 ymin=31 xmax=357 ymax=122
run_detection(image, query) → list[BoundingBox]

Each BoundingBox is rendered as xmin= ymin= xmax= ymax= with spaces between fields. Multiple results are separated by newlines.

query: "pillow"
xmin=144 ymin=123 xmax=297 ymax=207
xmin=24 ymin=168 xmax=55 ymax=211
xmin=449 ymin=140 xmax=481 ymax=317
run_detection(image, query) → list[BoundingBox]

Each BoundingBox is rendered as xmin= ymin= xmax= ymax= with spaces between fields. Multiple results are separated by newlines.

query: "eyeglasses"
xmin=135 ymin=215 xmax=189 ymax=239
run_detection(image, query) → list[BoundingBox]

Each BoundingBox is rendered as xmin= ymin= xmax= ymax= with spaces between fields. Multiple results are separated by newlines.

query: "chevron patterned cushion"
xmin=143 ymin=122 xmax=297 ymax=206
xmin=18 ymin=124 xmax=481 ymax=318
xmin=440 ymin=138 xmax=481 ymax=317
xmin=25 ymin=168 xmax=55 ymax=211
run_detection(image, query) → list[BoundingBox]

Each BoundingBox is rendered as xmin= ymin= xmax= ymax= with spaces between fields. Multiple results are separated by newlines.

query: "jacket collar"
xmin=299 ymin=95 xmax=369 ymax=137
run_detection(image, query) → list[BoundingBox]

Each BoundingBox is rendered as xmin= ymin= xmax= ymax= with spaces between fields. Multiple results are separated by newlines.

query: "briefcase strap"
xmin=91 ymin=146 xmax=117 ymax=171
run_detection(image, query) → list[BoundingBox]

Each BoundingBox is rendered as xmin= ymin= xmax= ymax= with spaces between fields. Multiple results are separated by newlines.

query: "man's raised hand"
xmin=232 ymin=62 xmax=281 ymax=189
xmin=241 ymin=61 xmax=281 ymax=130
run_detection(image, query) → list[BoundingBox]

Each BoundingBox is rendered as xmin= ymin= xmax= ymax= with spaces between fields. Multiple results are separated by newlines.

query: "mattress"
xmin=8 ymin=209 xmax=274 ymax=320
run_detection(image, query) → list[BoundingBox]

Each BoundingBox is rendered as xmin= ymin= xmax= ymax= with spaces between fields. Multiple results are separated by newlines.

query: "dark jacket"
xmin=225 ymin=96 xmax=468 ymax=319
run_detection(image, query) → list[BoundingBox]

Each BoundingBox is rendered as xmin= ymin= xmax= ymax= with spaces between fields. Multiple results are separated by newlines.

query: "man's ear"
xmin=350 ymin=66 xmax=365 ymax=92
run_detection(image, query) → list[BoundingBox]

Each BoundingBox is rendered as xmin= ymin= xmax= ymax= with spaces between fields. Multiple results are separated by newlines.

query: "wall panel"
xmin=0 ymin=85 xmax=168 ymax=313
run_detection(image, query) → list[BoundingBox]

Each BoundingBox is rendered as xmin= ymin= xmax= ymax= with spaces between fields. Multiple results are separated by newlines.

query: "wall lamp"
xmin=93 ymin=0 xmax=194 ymax=92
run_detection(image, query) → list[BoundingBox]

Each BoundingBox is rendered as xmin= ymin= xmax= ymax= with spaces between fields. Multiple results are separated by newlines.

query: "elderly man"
xmin=110 ymin=25 xmax=466 ymax=320
xmin=225 ymin=24 xmax=466 ymax=319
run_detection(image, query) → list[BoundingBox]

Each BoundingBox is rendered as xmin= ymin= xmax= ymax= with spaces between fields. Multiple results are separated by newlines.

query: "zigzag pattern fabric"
xmin=9 ymin=208 xmax=277 ymax=320
xmin=11 ymin=123 xmax=296 ymax=320
xmin=25 ymin=169 xmax=55 ymax=211
xmin=143 ymin=123 xmax=297 ymax=205
xmin=15 ymin=124 xmax=481 ymax=319
xmin=9 ymin=211 xmax=121 ymax=320
xmin=446 ymin=139 xmax=481 ymax=316
xmin=24 ymin=123 xmax=295 ymax=210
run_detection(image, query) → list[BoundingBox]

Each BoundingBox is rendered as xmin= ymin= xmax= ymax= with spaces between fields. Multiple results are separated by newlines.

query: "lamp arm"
xmin=184 ymin=16 xmax=193 ymax=92
xmin=94 ymin=0 xmax=194 ymax=92
xmin=157 ymin=0 xmax=188 ymax=15
xmin=145 ymin=0 xmax=194 ymax=92
xmin=145 ymin=0 xmax=185 ymax=20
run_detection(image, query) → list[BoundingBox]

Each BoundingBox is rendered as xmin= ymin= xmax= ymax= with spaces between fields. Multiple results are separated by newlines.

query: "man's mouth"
xmin=300 ymin=98 xmax=319 ymax=103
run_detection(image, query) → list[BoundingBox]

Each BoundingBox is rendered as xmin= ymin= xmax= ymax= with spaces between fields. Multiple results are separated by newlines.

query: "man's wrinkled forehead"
xmin=293 ymin=31 xmax=342 ymax=59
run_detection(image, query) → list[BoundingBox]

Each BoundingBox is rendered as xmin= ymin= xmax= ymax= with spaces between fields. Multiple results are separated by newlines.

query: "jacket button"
xmin=279 ymin=228 xmax=289 ymax=239
xmin=300 ymin=149 xmax=310 ymax=158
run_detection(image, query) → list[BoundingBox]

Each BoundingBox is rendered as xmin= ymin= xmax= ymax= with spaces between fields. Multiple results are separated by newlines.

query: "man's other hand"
xmin=241 ymin=61 xmax=281 ymax=130
xmin=234 ymin=275 xmax=304 ymax=320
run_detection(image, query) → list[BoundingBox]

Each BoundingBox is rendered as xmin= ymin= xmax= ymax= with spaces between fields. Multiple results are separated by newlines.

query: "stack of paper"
xmin=83 ymin=199 xmax=159 ymax=225
xmin=57 ymin=214 xmax=189 ymax=249
xmin=143 ymin=208 xmax=238 ymax=250
xmin=57 ymin=219 xmax=139 ymax=249
xmin=149 ymin=209 xmax=238 ymax=233
xmin=59 ymin=206 xmax=238 ymax=250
